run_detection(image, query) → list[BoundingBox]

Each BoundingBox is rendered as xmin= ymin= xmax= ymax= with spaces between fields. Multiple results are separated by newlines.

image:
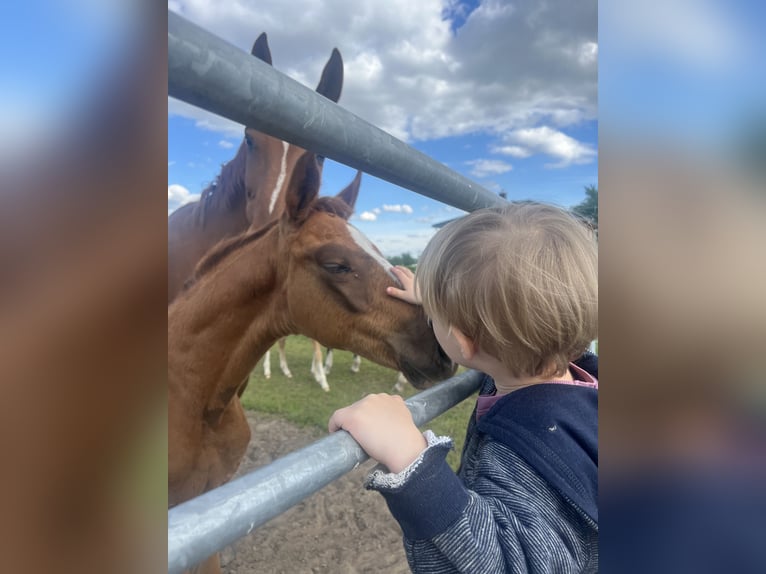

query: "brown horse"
xmin=168 ymin=32 xmax=344 ymax=391
xmin=168 ymin=152 xmax=455 ymax=572
xmin=167 ymin=33 xmax=343 ymax=302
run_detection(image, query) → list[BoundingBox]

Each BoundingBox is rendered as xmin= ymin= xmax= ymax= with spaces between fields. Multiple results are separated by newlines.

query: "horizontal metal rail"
xmin=168 ymin=370 xmax=483 ymax=574
xmin=168 ymin=10 xmax=506 ymax=213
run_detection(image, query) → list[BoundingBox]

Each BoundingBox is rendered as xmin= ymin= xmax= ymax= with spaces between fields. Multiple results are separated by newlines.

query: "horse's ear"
xmin=251 ymin=33 xmax=272 ymax=65
xmin=316 ymin=48 xmax=343 ymax=103
xmin=285 ymin=152 xmax=321 ymax=223
xmin=336 ymin=171 xmax=362 ymax=213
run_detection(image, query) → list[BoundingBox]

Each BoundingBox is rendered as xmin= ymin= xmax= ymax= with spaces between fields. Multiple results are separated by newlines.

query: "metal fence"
xmin=168 ymin=10 xmax=505 ymax=573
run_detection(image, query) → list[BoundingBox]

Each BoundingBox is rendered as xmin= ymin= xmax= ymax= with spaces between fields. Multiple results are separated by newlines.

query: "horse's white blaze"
xmin=346 ymin=224 xmax=397 ymax=282
xmin=268 ymin=141 xmax=290 ymax=214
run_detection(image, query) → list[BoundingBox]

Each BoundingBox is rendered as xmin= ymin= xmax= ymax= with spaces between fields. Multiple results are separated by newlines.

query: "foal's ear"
xmin=285 ymin=152 xmax=321 ymax=223
xmin=336 ymin=171 xmax=362 ymax=213
xmin=251 ymin=33 xmax=272 ymax=65
xmin=316 ymin=48 xmax=343 ymax=103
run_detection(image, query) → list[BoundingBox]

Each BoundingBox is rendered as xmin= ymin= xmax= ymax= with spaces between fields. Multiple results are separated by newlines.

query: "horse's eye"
xmin=245 ymin=136 xmax=254 ymax=150
xmin=322 ymin=262 xmax=352 ymax=274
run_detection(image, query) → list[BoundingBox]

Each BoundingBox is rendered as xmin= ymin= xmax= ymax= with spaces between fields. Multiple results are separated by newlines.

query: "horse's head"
xmin=243 ymin=33 xmax=344 ymax=229
xmin=277 ymin=152 xmax=456 ymax=388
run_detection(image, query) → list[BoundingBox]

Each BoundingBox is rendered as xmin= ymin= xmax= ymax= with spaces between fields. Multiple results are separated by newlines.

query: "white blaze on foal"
xmin=346 ymin=224 xmax=398 ymax=283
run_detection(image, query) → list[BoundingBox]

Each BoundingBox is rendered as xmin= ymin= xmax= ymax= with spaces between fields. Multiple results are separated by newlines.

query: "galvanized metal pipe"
xmin=168 ymin=10 xmax=506 ymax=213
xmin=168 ymin=370 xmax=483 ymax=573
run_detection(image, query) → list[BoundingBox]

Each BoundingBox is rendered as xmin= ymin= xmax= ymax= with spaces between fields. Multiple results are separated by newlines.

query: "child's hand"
xmin=386 ymin=266 xmax=421 ymax=305
xmin=328 ymin=393 xmax=427 ymax=473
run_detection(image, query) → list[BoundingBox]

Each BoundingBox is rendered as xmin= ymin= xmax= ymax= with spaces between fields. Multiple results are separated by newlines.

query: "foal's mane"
xmin=192 ymin=142 xmax=247 ymax=226
xmin=183 ymin=219 xmax=279 ymax=292
xmin=183 ymin=195 xmax=354 ymax=292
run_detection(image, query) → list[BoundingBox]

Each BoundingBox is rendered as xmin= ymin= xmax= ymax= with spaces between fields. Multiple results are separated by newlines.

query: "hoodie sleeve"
xmin=366 ymin=432 xmax=598 ymax=574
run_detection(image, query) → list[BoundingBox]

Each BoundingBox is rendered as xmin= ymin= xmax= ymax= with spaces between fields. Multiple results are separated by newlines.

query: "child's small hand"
xmin=328 ymin=393 xmax=427 ymax=473
xmin=386 ymin=266 xmax=421 ymax=305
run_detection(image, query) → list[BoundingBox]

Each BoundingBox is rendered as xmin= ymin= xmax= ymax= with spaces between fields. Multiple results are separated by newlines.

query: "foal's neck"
xmin=168 ymin=226 xmax=288 ymax=409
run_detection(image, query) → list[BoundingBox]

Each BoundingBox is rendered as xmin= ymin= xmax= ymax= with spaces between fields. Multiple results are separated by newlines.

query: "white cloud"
xmin=382 ymin=204 xmax=414 ymax=214
xmin=168 ymin=0 xmax=596 ymax=149
xmin=466 ymin=159 xmax=513 ymax=178
xmin=502 ymin=127 xmax=596 ymax=168
xmin=362 ymin=227 xmax=438 ymax=258
xmin=168 ymin=184 xmax=200 ymax=214
xmin=168 ymin=96 xmax=244 ymax=138
xmin=358 ymin=211 xmax=377 ymax=221
xmin=489 ymin=145 xmax=531 ymax=158
xmin=577 ymin=42 xmax=598 ymax=67
xmin=218 ymin=139 xmax=235 ymax=149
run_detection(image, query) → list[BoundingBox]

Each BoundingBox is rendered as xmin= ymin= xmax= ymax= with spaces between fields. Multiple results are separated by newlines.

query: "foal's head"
xmin=278 ymin=153 xmax=456 ymax=387
xmin=244 ymin=33 xmax=344 ymax=229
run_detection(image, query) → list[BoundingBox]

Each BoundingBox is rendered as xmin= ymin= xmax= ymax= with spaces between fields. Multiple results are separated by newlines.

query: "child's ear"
xmin=450 ymin=327 xmax=477 ymax=361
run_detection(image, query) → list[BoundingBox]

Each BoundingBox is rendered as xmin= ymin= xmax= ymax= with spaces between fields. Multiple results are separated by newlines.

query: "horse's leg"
xmin=324 ymin=347 xmax=333 ymax=375
xmin=263 ymin=347 xmax=271 ymax=379
xmin=310 ymin=340 xmax=330 ymax=392
xmin=351 ymin=354 xmax=361 ymax=373
xmin=278 ymin=337 xmax=292 ymax=378
xmin=393 ymin=371 xmax=408 ymax=393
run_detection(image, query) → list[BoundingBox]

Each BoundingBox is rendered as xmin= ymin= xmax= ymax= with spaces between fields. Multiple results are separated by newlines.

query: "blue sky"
xmin=168 ymin=0 xmax=598 ymax=257
xmin=1 ymin=0 xmax=760 ymax=229
xmin=598 ymin=0 xmax=765 ymax=153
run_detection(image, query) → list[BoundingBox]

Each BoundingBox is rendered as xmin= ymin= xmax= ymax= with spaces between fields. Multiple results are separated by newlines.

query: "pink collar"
xmin=545 ymin=362 xmax=598 ymax=388
xmin=476 ymin=362 xmax=598 ymax=421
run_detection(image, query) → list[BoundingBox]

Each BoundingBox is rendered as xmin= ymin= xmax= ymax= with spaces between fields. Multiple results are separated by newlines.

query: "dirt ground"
xmin=221 ymin=412 xmax=412 ymax=574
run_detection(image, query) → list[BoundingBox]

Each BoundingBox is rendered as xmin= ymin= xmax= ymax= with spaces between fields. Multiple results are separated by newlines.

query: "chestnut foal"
xmin=168 ymin=152 xmax=455 ymax=573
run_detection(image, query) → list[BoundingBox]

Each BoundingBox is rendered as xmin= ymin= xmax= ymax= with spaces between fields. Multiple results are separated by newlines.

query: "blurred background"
xmin=599 ymin=0 xmax=766 ymax=571
xmin=0 ymin=1 xmax=167 ymax=572
xmin=1 ymin=0 xmax=763 ymax=572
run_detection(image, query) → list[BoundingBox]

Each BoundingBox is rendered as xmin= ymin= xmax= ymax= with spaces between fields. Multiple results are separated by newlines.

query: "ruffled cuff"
xmin=365 ymin=430 xmax=470 ymax=540
xmin=365 ymin=430 xmax=451 ymax=490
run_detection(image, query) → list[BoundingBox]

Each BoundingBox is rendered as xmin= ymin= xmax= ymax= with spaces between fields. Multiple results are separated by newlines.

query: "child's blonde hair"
xmin=416 ymin=202 xmax=597 ymax=378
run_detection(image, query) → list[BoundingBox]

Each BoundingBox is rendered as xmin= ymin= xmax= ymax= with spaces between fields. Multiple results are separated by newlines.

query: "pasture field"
xmin=241 ymin=335 xmax=477 ymax=470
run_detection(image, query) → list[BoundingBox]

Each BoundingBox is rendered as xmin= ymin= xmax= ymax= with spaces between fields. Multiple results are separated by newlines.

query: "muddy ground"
xmin=221 ymin=412 xmax=411 ymax=574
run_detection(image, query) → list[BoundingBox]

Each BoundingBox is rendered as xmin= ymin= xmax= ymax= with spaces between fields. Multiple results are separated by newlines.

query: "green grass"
xmin=241 ymin=335 xmax=477 ymax=470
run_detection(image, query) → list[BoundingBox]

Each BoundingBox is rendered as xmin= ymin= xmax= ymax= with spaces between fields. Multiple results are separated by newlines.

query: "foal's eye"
xmin=322 ymin=262 xmax=352 ymax=274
